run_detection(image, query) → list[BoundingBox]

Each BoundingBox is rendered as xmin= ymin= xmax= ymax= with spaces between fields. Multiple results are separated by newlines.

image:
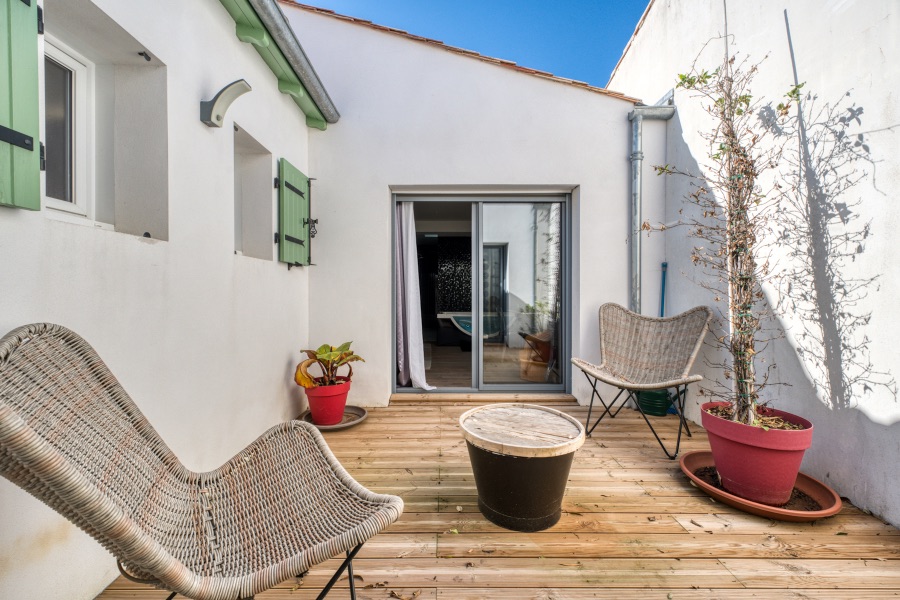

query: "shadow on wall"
xmin=662 ymin=80 xmax=896 ymax=424
xmin=766 ymin=322 xmax=900 ymax=521
xmin=761 ymin=90 xmax=897 ymax=412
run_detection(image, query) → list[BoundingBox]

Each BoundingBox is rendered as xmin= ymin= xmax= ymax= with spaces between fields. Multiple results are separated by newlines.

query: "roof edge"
xmin=280 ymin=0 xmax=641 ymax=104
xmin=607 ymin=0 xmax=655 ymax=87
xmin=252 ymin=0 xmax=340 ymax=123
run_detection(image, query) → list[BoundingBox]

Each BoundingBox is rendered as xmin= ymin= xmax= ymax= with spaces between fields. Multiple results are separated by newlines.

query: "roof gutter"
xmin=629 ymin=104 xmax=675 ymax=314
xmin=249 ymin=0 xmax=340 ymax=124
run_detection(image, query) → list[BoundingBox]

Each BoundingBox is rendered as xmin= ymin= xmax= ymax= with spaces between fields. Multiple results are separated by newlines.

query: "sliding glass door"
xmin=479 ymin=202 xmax=564 ymax=387
xmin=394 ymin=195 xmax=567 ymax=392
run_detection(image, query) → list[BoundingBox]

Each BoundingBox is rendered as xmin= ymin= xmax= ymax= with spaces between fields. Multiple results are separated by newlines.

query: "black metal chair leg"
xmin=673 ymin=385 xmax=693 ymax=437
xmin=347 ymin=548 xmax=356 ymax=600
xmin=316 ymin=543 xmax=364 ymax=600
xmin=631 ymin=384 xmax=693 ymax=460
xmin=579 ymin=369 xmax=697 ymax=459
xmin=582 ymin=372 xmax=629 ymax=437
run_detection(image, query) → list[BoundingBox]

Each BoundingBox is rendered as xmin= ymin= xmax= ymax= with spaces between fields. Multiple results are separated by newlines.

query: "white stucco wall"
xmin=283 ymin=6 xmax=645 ymax=405
xmin=0 ymin=0 xmax=314 ymax=597
xmin=609 ymin=0 xmax=900 ymax=524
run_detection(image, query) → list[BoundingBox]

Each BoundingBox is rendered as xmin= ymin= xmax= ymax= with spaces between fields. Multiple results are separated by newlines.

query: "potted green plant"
xmin=657 ymin=52 xmax=812 ymax=506
xmin=295 ymin=342 xmax=364 ymax=426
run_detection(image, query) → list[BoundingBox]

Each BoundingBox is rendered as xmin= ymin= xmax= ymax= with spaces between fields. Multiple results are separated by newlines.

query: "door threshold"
xmin=390 ymin=392 xmax=577 ymax=403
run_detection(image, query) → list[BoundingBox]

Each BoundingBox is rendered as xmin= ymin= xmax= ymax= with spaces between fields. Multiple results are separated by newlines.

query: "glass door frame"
xmin=391 ymin=193 xmax=571 ymax=393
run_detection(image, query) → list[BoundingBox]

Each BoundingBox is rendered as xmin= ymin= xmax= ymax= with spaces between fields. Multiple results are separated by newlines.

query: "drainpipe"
xmin=628 ymin=105 xmax=675 ymax=314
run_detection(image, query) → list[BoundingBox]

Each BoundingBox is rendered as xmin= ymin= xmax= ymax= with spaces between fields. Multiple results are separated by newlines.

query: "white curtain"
xmin=396 ymin=203 xmax=434 ymax=390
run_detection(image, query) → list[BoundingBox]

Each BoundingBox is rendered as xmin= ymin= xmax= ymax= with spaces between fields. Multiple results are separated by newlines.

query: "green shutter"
xmin=0 ymin=0 xmax=41 ymax=210
xmin=278 ymin=158 xmax=310 ymax=266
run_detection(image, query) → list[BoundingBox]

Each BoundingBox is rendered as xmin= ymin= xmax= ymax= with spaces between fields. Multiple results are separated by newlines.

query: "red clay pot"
xmin=304 ymin=376 xmax=351 ymax=426
xmin=701 ymin=401 xmax=813 ymax=506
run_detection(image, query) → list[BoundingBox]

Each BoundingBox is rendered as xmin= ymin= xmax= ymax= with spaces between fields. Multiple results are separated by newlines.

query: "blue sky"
xmin=300 ymin=1 xmax=650 ymax=88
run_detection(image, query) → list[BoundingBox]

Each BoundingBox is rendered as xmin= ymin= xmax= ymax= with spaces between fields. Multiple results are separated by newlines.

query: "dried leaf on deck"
xmin=389 ymin=590 xmax=421 ymax=600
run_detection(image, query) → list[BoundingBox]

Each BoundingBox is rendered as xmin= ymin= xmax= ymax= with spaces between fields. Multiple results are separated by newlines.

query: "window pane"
xmin=45 ymin=57 xmax=73 ymax=202
xmin=482 ymin=202 xmax=563 ymax=385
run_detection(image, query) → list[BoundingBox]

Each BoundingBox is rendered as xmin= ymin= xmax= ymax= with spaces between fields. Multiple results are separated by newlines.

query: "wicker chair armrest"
xmin=572 ymin=357 xmax=702 ymax=391
xmin=571 ymin=357 xmax=611 ymax=381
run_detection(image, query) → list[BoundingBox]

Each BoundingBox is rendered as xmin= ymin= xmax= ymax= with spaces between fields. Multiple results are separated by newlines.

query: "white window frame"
xmin=42 ymin=36 xmax=94 ymax=219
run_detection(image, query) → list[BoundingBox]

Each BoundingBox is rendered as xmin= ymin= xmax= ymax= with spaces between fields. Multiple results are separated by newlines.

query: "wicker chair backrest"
xmin=0 ymin=323 xmax=195 ymax=568
xmin=598 ymin=303 xmax=711 ymax=385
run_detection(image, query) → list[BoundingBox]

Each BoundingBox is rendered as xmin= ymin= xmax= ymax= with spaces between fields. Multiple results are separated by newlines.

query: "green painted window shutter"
xmin=278 ymin=158 xmax=310 ymax=266
xmin=1 ymin=0 xmax=41 ymax=210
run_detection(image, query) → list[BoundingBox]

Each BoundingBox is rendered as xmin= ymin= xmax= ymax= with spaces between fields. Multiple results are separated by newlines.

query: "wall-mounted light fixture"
xmin=200 ymin=79 xmax=251 ymax=128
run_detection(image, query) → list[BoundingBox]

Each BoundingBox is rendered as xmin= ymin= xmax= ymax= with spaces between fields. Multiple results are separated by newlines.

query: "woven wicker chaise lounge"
xmin=0 ymin=323 xmax=404 ymax=600
xmin=571 ymin=303 xmax=711 ymax=459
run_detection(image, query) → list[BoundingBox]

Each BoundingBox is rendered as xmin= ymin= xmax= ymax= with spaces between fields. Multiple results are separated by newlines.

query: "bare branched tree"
xmin=656 ymin=52 xmax=795 ymax=426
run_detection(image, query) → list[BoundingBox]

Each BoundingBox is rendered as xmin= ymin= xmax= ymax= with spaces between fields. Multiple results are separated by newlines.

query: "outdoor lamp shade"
xmin=200 ymin=79 xmax=251 ymax=127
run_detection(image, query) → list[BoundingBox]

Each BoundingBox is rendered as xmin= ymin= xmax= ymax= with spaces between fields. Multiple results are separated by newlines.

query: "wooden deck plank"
xmin=95 ymin=401 xmax=900 ymax=600
xmin=432 ymin=531 xmax=900 ymax=559
xmin=721 ymin=558 xmax=900 ymax=588
xmin=101 ymin=577 xmax=900 ymax=600
xmin=431 ymin=590 xmax=900 ymax=599
xmin=295 ymin=557 xmax=743 ymax=589
xmin=387 ymin=512 xmax=690 ymax=534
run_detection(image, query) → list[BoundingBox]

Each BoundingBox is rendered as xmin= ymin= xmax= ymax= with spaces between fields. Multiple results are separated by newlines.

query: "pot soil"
xmin=701 ymin=401 xmax=813 ymax=506
xmin=304 ymin=376 xmax=351 ymax=426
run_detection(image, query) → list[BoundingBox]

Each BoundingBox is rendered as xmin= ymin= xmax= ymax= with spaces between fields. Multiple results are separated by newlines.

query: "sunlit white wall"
xmin=285 ymin=6 xmax=643 ymax=404
xmin=609 ymin=0 xmax=900 ymax=524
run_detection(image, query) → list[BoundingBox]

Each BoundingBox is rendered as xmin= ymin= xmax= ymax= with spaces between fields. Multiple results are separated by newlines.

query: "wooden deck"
xmin=98 ymin=399 xmax=900 ymax=599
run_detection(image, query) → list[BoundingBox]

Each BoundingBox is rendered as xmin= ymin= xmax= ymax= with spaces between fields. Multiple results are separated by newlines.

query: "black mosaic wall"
xmin=436 ymin=237 xmax=471 ymax=312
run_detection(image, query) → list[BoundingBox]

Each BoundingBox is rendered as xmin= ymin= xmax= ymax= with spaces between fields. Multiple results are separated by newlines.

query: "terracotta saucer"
xmin=297 ymin=405 xmax=368 ymax=431
xmin=679 ymin=450 xmax=842 ymax=522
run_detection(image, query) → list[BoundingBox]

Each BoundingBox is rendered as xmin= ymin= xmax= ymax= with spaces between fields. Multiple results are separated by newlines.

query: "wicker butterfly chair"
xmin=571 ymin=303 xmax=711 ymax=459
xmin=0 ymin=323 xmax=403 ymax=600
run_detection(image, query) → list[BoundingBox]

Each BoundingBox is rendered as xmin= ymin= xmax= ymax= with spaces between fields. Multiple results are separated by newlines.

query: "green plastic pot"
xmin=637 ymin=390 xmax=672 ymax=417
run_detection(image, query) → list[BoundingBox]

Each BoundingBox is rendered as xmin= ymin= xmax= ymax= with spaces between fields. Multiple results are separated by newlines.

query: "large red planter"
xmin=304 ymin=377 xmax=351 ymax=426
xmin=701 ymin=401 xmax=813 ymax=506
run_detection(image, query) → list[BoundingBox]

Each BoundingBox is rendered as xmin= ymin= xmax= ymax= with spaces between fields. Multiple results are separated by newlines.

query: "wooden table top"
xmin=459 ymin=403 xmax=585 ymax=458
